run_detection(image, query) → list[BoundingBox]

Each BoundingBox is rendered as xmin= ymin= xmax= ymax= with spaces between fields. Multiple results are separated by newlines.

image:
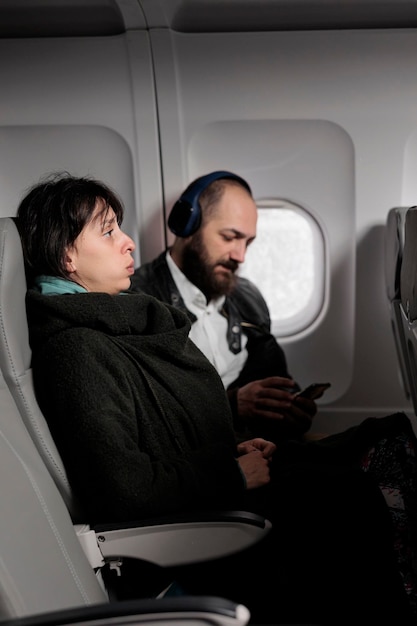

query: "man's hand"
xmin=237 ymin=376 xmax=318 ymax=436
xmin=237 ymin=376 xmax=296 ymax=420
xmin=281 ymin=394 xmax=317 ymax=434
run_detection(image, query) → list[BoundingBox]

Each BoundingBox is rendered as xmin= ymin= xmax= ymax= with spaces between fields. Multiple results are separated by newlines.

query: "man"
xmin=130 ymin=170 xmax=317 ymax=442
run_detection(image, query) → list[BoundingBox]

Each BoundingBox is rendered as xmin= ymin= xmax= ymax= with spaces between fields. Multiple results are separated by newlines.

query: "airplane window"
xmin=239 ymin=199 xmax=326 ymax=338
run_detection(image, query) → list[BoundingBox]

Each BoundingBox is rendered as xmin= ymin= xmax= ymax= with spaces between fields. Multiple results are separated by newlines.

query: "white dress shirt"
xmin=166 ymin=251 xmax=248 ymax=388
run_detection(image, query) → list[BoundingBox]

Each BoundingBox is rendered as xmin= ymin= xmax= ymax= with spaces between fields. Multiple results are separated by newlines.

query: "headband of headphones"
xmin=167 ymin=170 xmax=251 ymax=237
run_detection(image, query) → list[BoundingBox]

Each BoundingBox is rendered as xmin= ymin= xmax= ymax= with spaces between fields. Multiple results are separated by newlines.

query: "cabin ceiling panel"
xmin=1 ymin=0 xmax=417 ymax=38
xmin=139 ymin=0 xmax=417 ymax=32
xmin=0 ymin=0 xmax=145 ymax=38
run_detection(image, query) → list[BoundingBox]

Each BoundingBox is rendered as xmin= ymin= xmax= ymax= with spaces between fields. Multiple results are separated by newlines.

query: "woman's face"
xmin=65 ymin=202 xmax=136 ymax=294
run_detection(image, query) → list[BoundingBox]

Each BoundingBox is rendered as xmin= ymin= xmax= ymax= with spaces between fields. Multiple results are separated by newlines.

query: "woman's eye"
xmin=104 ymin=229 xmax=113 ymax=238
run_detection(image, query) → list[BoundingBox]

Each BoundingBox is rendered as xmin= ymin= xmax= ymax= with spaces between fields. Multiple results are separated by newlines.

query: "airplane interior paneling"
xmin=2 ymin=0 xmax=417 ymax=434
xmin=2 ymin=0 xmax=417 ymax=622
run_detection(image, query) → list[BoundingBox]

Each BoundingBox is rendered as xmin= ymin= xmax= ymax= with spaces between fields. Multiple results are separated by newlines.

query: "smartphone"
xmin=295 ymin=382 xmax=331 ymax=400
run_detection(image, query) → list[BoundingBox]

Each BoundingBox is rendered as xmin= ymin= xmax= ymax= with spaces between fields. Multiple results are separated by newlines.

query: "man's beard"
xmin=181 ymin=232 xmax=238 ymax=301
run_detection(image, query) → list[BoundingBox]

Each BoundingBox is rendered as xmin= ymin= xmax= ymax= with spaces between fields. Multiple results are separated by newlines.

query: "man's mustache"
xmin=218 ymin=260 xmax=239 ymax=273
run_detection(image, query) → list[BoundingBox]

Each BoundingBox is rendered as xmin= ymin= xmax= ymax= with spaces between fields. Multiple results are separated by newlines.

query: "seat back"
xmin=0 ymin=217 xmax=82 ymax=521
xmin=384 ymin=206 xmax=412 ymax=399
xmin=0 ymin=219 xmax=252 ymax=626
xmin=0 ymin=367 xmax=252 ymax=626
xmin=0 ymin=369 xmax=106 ymax=619
xmin=399 ymin=206 xmax=417 ymax=414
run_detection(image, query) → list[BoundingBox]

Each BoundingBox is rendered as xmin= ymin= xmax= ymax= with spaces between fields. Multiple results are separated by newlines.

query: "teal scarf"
xmin=34 ymin=275 xmax=87 ymax=296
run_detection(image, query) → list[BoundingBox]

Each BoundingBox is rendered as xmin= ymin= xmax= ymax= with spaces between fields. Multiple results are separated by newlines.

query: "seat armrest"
xmin=0 ymin=596 xmax=251 ymax=626
xmin=92 ymin=510 xmax=271 ymax=567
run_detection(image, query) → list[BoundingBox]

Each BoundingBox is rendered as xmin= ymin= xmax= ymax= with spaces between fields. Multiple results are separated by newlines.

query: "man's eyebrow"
xmin=221 ymin=228 xmax=243 ymax=236
xmin=221 ymin=228 xmax=254 ymax=239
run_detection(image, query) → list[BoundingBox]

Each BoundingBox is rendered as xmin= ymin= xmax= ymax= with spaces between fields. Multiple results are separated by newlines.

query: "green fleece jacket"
xmin=26 ymin=289 xmax=245 ymax=523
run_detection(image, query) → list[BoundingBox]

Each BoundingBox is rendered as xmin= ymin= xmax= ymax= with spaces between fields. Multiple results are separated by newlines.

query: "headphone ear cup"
xmin=168 ymin=170 xmax=251 ymax=238
xmin=167 ymin=198 xmax=201 ymax=237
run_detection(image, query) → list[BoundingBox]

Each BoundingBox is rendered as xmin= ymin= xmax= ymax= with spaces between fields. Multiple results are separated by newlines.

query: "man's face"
xmin=181 ymin=184 xmax=257 ymax=300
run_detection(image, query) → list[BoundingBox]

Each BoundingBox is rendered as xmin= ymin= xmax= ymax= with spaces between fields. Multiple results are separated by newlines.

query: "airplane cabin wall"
xmin=0 ymin=29 xmax=164 ymax=267
xmin=0 ymin=7 xmax=416 ymax=434
xmin=150 ymin=27 xmax=417 ymax=434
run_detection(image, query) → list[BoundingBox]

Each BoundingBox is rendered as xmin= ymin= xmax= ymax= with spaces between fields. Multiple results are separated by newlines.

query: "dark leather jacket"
xmin=130 ymin=251 xmax=294 ymax=434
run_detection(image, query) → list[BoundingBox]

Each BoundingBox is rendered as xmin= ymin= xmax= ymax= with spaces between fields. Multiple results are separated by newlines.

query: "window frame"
xmin=239 ymin=198 xmax=328 ymax=338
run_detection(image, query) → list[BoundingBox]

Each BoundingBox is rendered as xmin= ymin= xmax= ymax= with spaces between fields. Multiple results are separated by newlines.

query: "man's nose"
xmin=230 ymin=241 xmax=246 ymax=263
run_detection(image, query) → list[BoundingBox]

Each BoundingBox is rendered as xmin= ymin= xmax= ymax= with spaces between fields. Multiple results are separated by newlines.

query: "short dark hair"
xmin=16 ymin=172 xmax=124 ymax=285
xmin=199 ymin=177 xmax=253 ymax=225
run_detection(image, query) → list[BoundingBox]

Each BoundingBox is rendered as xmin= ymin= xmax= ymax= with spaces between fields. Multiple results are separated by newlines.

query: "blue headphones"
xmin=167 ymin=170 xmax=251 ymax=237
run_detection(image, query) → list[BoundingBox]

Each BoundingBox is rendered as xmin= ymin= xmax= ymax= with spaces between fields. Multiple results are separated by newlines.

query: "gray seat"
xmin=0 ymin=366 xmax=250 ymax=626
xmin=384 ymin=206 xmax=412 ymax=399
xmin=0 ymin=371 xmax=104 ymax=617
xmin=400 ymin=206 xmax=417 ymax=415
xmin=0 ymin=216 xmax=270 ymax=610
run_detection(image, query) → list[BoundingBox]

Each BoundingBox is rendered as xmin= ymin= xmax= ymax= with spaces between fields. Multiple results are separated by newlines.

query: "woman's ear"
xmin=64 ymin=249 xmax=75 ymax=273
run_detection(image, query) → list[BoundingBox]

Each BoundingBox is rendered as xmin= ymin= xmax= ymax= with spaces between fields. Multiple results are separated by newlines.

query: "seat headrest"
xmin=400 ymin=207 xmax=417 ymax=322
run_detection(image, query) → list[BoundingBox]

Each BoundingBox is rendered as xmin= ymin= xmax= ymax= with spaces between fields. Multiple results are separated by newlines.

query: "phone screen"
xmin=296 ymin=382 xmax=331 ymax=400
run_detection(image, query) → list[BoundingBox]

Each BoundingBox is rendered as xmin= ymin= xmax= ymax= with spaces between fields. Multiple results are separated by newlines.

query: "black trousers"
xmin=110 ymin=414 xmax=417 ymax=624
xmin=177 ymin=462 xmax=413 ymax=624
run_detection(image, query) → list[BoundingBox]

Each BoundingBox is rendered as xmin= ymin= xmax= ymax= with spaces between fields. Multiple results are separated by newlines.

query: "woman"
xmin=17 ymin=172 xmax=417 ymax=624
